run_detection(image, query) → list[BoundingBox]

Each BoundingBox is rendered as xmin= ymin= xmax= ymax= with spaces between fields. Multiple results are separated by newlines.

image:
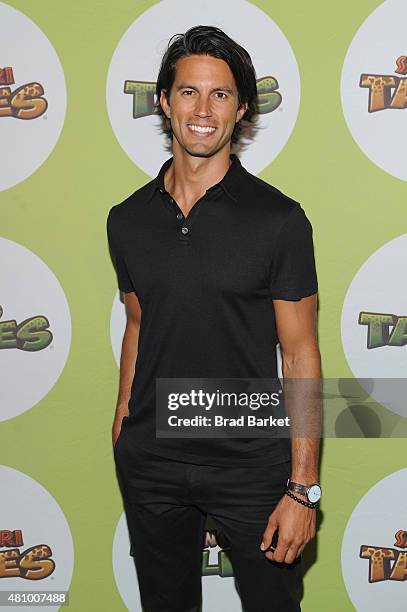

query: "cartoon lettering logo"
xmin=395 ymin=56 xmax=407 ymax=75
xmin=358 ymin=311 xmax=407 ymax=349
xmin=0 ymin=305 xmax=53 ymax=351
xmin=0 ymin=530 xmax=55 ymax=580
xmin=360 ymin=529 xmax=407 ymax=582
xmin=124 ymin=76 xmax=282 ymax=119
xmin=395 ymin=530 xmax=407 ymax=548
xmin=0 ymin=67 xmax=48 ymax=120
xmin=360 ymin=56 xmax=407 ymax=112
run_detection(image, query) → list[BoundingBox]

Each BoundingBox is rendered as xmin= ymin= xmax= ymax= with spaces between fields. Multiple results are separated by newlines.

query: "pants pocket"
xmin=113 ymin=416 xmax=129 ymax=456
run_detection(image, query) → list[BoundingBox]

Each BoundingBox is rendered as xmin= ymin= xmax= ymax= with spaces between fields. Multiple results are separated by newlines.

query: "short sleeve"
xmin=106 ymin=208 xmax=135 ymax=293
xmin=268 ymin=204 xmax=318 ymax=300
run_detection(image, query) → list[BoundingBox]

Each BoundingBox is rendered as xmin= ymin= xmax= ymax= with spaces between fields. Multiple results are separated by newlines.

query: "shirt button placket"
xmin=179 ymin=224 xmax=190 ymax=243
xmin=178 ymin=224 xmax=190 ymax=244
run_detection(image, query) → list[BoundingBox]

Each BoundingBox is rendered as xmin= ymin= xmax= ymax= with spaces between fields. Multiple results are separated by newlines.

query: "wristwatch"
xmin=287 ymin=480 xmax=322 ymax=504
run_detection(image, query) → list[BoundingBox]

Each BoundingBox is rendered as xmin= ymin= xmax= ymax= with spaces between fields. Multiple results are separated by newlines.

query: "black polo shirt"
xmin=106 ymin=154 xmax=318 ymax=467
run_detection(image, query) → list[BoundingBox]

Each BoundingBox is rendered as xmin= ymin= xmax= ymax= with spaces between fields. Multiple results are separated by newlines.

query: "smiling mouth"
xmin=187 ymin=124 xmax=216 ymax=135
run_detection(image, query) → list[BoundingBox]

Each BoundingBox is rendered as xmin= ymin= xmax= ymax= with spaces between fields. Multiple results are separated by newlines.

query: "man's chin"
xmin=181 ymin=143 xmax=228 ymax=159
xmin=185 ymin=150 xmax=215 ymax=158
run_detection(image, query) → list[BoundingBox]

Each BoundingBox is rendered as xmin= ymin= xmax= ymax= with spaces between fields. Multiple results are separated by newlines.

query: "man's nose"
xmin=194 ymin=96 xmax=211 ymax=118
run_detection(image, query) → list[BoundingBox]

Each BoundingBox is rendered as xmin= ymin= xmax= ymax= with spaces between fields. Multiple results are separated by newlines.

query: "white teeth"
xmin=189 ymin=125 xmax=216 ymax=133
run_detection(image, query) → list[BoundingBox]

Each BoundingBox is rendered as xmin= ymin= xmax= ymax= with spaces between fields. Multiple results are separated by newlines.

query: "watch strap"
xmin=287 ymin=481 xmax=308 ymax=496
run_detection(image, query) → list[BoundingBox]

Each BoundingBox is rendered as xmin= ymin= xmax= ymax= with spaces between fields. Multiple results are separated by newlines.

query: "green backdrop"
xmin=2 ymin=1 xmax=405 ymax=610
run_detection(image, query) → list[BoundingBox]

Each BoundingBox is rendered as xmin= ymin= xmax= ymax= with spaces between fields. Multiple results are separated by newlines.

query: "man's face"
xmin=160 ymin=54 xmax=248 ymax=158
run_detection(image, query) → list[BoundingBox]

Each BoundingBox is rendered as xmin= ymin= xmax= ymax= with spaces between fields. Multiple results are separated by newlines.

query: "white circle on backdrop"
xmin=0 ymin=465 xmax=74 ymax=610
xmin=0 ymin=2 xmax=67 ymax=191
xmin=106 ymin=0 xmax=300 ymax=177
xmin=0 ymin=238 xmax=71 ymax=421
xmin=112 ymin=512 xmax=242 ymax=611
xmin=342 ymin=468 xmax=407 ymax=612
xmin=341 ymin=234 xmax=407 ymax=416
xmin=110 ymin=291 xmax=126 ymax=368
xmin=341 ymin=0 xmax=407 ymax=181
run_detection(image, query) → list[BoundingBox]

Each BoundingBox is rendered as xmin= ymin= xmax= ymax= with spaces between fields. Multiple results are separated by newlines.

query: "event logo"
xmin=360 ymin=56 xmax=407 ymax=113
xmin=341 ymin=0 xmax=407 ymax=180
xmin=0 ymin=238 xmax=71 ymax=422
xmin=0 ymin=3 xmax=66 ymax=191
xmin=360 ymin=529 xmax=407 ymax=583
xmin=395 ymin=56 xmax=407 ymax=75
xmin=0 ymin=305 xmax=53 ymax=351
xmin=0 ymin=66 xmax=48 ymax=119
xmin=202 ymin=530 xmax=233 ymax=578
xmin=123 ymin=76 xmax=282 ymax=120
xmin=0 ymin=530 xmax=55 ymax=580
xmin=341 ymin=234 xmax=407 ymax=417
xmin=358 ymin=311 xmax=407 ymax=348
xmin=106 ymin=0 xmax=300 ymax=177
xmin=0 ymin=466 xmax=73 ymax=597
xmin=342 ymin=468 xmax=407 ymax=611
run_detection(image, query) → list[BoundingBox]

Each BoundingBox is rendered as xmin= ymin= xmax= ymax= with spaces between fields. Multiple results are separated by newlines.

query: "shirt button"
xmin=176 ymin=212 xmax=183 ymax=220
xmin=181 ymin=227 xmax=189 ymax=235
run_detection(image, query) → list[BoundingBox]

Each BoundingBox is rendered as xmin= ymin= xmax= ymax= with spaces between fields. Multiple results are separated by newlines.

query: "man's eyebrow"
xmin=176 ymin=84 xmax=235 ymax=94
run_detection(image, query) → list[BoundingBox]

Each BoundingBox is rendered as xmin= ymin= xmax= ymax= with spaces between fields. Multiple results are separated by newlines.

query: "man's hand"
xmin=111 ymin=291 xmax=140 ymax=449
xmin=260 ymin=494 xmax=316 ymax=563
xmin=112 ymin=411 xmax=128 ymax=448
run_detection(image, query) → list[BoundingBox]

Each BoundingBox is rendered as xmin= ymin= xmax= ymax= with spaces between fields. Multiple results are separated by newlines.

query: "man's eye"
xmin=182 ymin=90 xmax=194 ymax=96
xmin=215 ymin=92 xmax=227 ymax=99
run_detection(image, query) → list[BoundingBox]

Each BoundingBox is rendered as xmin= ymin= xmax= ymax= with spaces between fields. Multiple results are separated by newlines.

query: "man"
xmin=107 ymin=25 xmax=321 ymax=612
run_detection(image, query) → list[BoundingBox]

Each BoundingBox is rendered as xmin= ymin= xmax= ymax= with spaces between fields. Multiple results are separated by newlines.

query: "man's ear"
xmin=236 ymin=101 xmax=249 ymax=123
xmin=160 ymin=89 xmax=171 ymax=118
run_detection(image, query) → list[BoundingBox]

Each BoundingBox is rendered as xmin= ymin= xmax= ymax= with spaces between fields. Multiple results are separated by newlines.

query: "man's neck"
xmin=164 ymin=144 xmax=232 ymax=215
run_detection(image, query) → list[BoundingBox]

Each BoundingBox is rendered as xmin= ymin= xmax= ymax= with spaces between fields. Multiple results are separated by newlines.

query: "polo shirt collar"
xmin=153 ymin=153 xmax=245 ymax=203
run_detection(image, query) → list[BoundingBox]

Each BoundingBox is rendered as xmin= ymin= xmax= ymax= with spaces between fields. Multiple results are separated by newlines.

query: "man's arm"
xmin=276 ymin=293 xmax=321 ymax=481
xmin=112 ymin=291 xmax=142 ymax=447
xmin=260 ymin=293 xmax=321 ymax=563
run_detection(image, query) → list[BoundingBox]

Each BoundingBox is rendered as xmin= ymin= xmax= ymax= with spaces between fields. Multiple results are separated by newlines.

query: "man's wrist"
xmin=287 ymin=479 xmax=322 ymax=504
xmin=285 ymin=490 xmax=319 ymax=509
xmin=115 ymin=403 xmax=130 ymax=417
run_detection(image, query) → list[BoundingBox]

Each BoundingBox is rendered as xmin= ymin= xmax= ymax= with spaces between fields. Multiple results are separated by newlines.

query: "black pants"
xmin=114 ymin=431 xmax=302 ymax=612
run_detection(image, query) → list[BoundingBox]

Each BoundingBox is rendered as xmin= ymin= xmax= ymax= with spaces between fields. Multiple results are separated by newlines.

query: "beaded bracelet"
xmin=285 ymin=489 xmax=318 ymax=509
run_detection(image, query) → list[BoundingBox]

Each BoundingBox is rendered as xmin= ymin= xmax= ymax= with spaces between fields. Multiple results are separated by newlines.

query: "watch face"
xmin=308 ymin=485 xmax=321 ymax=503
